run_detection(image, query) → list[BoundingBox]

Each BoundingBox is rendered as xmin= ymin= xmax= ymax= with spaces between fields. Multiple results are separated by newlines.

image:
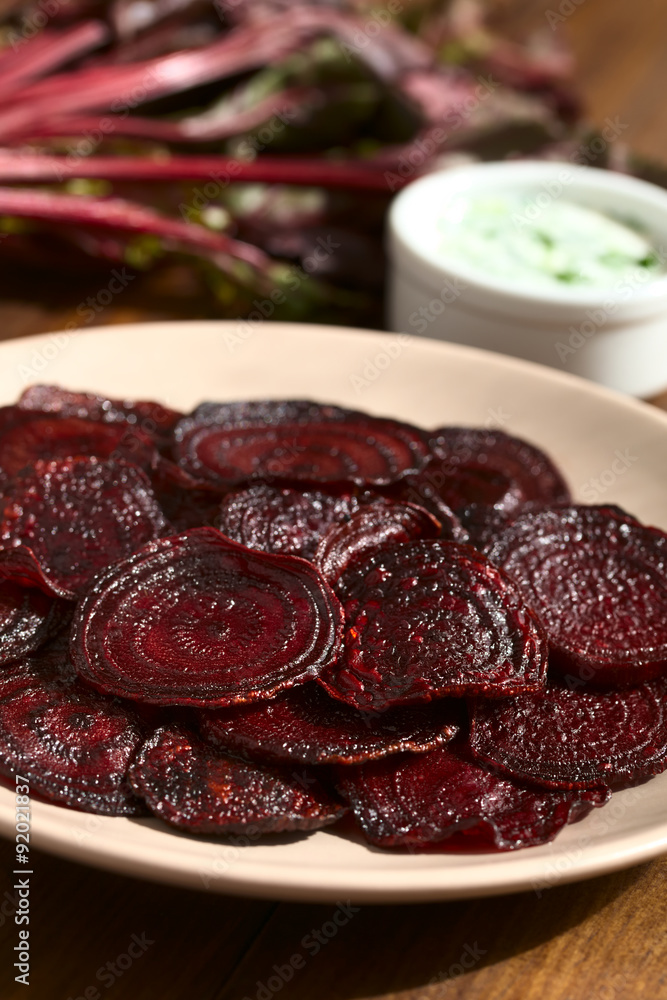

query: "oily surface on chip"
xmin=0 ymin=664 xmax=145 ymax=815
xmin=0 ymin=457 xmax=170 ymax=598
xmin=486 ymin=505 xmax=667 ymax=682
xmin=216 ymin=484 xmax=362 ymax=561
xmin=173 ymin=399 xmax=430 ymax=486
xmin=320 ymin=540 xmax=548 ymax=710
xmin=199 ymin=682 xmax=461 ymax=765
xmin=0 ymin=579 xmax=68 ymax=665
xmin=130 ymin=724 xmax=347 ymax=834
xmin=470 ymin=679 xmax=667 ymax=789
xmin=71 ymin=527 xmax=344 ymax=707
xmin=336 ymin=745 xmax=608 ymax=850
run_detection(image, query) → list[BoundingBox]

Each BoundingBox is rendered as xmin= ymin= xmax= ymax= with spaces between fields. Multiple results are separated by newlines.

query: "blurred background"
xmin=0 ymin=0 xmax=665 ymax=338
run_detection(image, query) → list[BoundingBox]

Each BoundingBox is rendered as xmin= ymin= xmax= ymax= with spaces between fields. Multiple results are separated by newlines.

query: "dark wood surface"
xmin=2 ymin=2 xmax=667 ymax=998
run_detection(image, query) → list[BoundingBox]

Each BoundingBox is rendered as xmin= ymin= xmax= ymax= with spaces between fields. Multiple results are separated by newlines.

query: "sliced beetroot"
xmin=0 ymin=579 xmax=68 ymax=665
xmin=18 ymin=384 xmax=183 ymax=452
xmin=129 ymin=724 xmax=346 ymax=834
xmin=426 ymin=427 xmax=571 ymax=515
xmin=319 ymin=540 xmax=547 ymax=710
xmin=0 ymin=664 xmax=145 ymax=814
xmin=149 ymin=457 xmax=226 ymax=532
xmin=335 ymin=745 xmax=608 ymax=850
xmin=199 ymin=682 xmax=461 ymax=765
xmin=215 ymin=484 xmax=362 ymax=561
xmin=71 ymin=527 xmax=344 ymax=707
xmin=486 ymin=505 xmax=667 ymax=683
xmin=470 ymin=678 xmax=667 ymax=789
xmin=0 ymin=458 xmax=170 ymax=598
xmin=0 ymin=409 xmax=158 ymax=484
xmin=314 ymin=501 xmax=442 ymax=588
xmin=384 ymin=472 xmax=471 ymax=539
xmin=173 ymin=399 xmax=430 ymax=487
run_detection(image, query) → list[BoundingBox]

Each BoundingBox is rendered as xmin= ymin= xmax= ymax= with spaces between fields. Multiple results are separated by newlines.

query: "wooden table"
xmin=2 ymin=3 xmax=667 ymax=998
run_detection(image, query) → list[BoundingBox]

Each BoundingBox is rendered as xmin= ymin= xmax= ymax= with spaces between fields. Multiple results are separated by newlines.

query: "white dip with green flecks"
xmin=437 ymin=193 xmax=663 ymax=290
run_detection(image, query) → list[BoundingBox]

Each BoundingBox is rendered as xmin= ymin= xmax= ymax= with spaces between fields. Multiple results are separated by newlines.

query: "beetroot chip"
xmin=426 ymin=428 xmax=571 ymax=515
xmin=216 ymin=484 xmax=362 ymax=561
xmin=199 ymin=683 xmax=461 ymax=765
xmin=470 ymin=679 xmax=667 ymax=789
xmin=319 ymin=540 xmax=548 ymax=710
xmin=18 ymin=384 xmax=183 ymax=452
xmin=336 ymin=745 xmax=608 ymax=850
xmin=315 ymin=500 xmax=442 ymax=588
xmin=0 ymin=408 xmax=158 ymax=484
xmin=71 ymin=527 xmax=344 ymax=707
xmin=173 ymin=399 xmax=430 ymax=487
xmin=130 ymin=724 xmax=346 ymax=834
xmin=0 ymin=579 xmax=68 ymax=665
xmin=0 ymin=664 xmax=145 ymax=814
xmin=486 ymin=505 xmax=667 ymax=683
xmin=0 ymin=458 xmax=170 ymax=598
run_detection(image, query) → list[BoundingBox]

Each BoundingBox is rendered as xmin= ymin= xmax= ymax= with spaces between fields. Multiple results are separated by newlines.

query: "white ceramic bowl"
xmin=387 ymin=161 xmax=667 ymax=396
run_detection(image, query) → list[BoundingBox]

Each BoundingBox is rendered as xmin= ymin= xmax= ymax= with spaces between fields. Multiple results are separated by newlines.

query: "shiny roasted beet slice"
xmin=199 ymin=683 xmax=461 ymax=765
xmin=486 ymin=505 xmax=667 ymax=683
xmin=71 ymin=527 xmax=344 ymax=707
xmin=0 ymin=664 xmax=145 ymax=814
xmin=0 ymin=458 xmax=170 ymax=599
xmin=0 ymin=580 xmax=68 ymax=665
xmin=0 ymin=408 xmax=158 ymax=484
xmin=335 ymin=745 xmax=608 ymax=850
xmin=470 ymin=679 xmax=667 ymax=789
xmin=381 ymin=473 xmax=470 ymax=540
xmin=319 ymin=540 xmax=547 ymax=710
xmin=216 ymin=484 xmax=362 ymax=561
xmin=18 ymin=384 xmax=183 ymax=453
xmin=426 ymin=427 xmax=571 ymax=515
xmin=173 ymin=399 xmax=430 ymax=487
xmin=130 ymin=724 xmax=346 ymax=834
xmin=148 ymin=458 xmax=226 ymax=531
xmin=314 ymin=501 xmax=442 ymax=588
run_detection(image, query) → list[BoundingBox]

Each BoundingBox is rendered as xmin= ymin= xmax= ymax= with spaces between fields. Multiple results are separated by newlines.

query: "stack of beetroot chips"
xmin=0 ymin=385 xmax=665 ymax=852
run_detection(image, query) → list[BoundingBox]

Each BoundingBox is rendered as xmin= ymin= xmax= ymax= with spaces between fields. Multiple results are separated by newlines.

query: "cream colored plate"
xmin=0 ymin=321 xmax=666 ymax=903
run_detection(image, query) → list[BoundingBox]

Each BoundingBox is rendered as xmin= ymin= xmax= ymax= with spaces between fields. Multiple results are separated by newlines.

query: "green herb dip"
xmin=437 ymin=194 xmax=662 ymax=290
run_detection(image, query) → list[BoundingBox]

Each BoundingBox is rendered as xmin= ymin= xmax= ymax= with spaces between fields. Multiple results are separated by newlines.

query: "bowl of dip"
xmin=387 ymin=161 xmax=667 ymax=396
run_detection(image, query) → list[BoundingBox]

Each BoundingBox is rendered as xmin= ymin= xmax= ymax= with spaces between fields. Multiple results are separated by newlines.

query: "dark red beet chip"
xmin=470 ymin=678 xmax=667 ymax=789
xmin=129 ymin=724 xmax=347 ymax=834
xmin=319 ymin=540 xmax=547 ymax=710
xmin=0 ymin=458 xmax=170 ymax=599
xmin=0 ymin=409 xmax=158 ymax=484
xmin=383 ymin=472 xmax=470 ymax=540
xmin=216 ymin=484 xmax=362 ymax=561
xmin=426 ymin=428 xmax=571 ymax=515
xmin=0 ymin=664 xmax=145 ymax=814
xmin=199 ymin=683 xmax=461 ymax=765
xmin=335 ymin=745 xmax=608 ymax=850
xmin=314 ymin=501 xmax=442 ymax=588
xmin=148 ymin=458 xmax=226 ymax=532
xmin=71 ymin=527 xmax=344 ymax=707
xmin=18 ymin=384 xmax=183 ymax=452
xmin=173 ymin=399 xmax=430 ymax=487
xmin=486 ymin=505 xmax=667 ymax=683
xmin=0 ymin=579 xmax=68 ymax=665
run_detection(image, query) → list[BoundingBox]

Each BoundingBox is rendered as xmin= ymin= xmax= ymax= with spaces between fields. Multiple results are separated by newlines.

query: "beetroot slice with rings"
xmin=18 ymin=385 xmax=183 ymax=452
xmin=198 ymin=682 xmax=461 ymax=765
xmin=0 ymin=458 xmax=170 ymax=599
xmin=319 ymin=540 xmax=548 ymax=711
xmin=469 ymin=678 xmax=667 ymax=789
xmin=314 ymin=500 xmax=442 ymax=588
xmin=173 ymin=399 xmax=431 ymax=487
xmin=384 ymin=472 xmax=471 ymax=539
xmin=0 ymin=407 xmax=158 ymax=484
xmin=335 ymin=745 xmax=608 ymax=850
xmin=216 ymin=484 xmax=363 ymax=561
xmin=426 ymin=428 xmax=571 ymax=515
xmin=0 ymin=664 xmax=145 ymax=815
xmin=71 ymin=527 xmax=344 ymax=707
xmin=486 ymin=505 xmax=667 ymax=684
xmin=129 ymin=724 xmax=347 ymax=834
xmin=0 ymin=579 xmax=68 ymax=665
